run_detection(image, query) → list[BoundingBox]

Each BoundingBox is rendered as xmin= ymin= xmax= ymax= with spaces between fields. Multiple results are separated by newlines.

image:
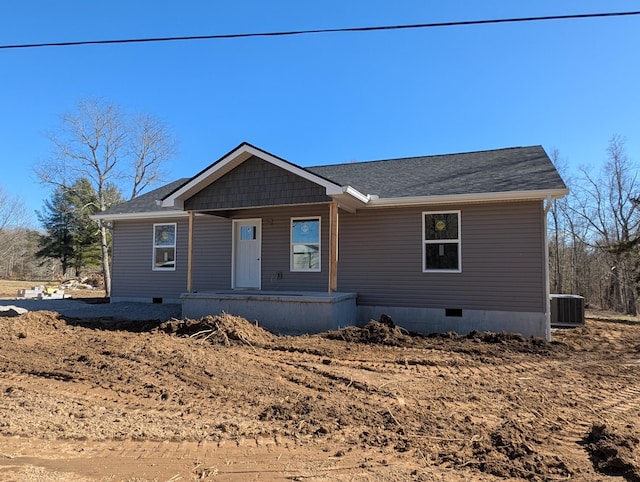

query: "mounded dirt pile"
xmin=462 ymin=330 xmax=555 ymax=355
xmin=3 ymin=310 xmax=67 ymax=339
xmin=323 ymin=314 xmax=414 ymax=346
xmin=463 ymin=418 xmax=572 ymax=480
xmin=158 ymin=312 xmax=275 ymax=347
xmin=584 ymin=423 xmax=640 ymax=481
xmin=323 ymin=314 xmax=555 ymax=356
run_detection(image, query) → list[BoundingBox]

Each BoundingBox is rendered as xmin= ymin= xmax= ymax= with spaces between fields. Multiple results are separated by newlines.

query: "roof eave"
xmin=90 ymin=210 xmax=191 ymax=222
xmin=366 ymin=188 xmax=569 ymax=208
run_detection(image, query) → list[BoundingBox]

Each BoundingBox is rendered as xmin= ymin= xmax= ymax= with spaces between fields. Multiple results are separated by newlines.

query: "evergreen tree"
xmin=36 ymin=186 xmax=74 ymax=276
xmin=36 ymin=178 xmax=117 ymax=277
xmin=65 ymin=178 xmax=102 ymax=275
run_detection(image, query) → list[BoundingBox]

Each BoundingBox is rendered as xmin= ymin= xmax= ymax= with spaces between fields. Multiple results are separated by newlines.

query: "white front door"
xmin=233 ymin=219 xmax=261 ymax=289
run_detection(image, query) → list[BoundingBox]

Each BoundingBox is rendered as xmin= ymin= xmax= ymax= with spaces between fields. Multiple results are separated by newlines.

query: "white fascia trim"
xmin=366 ymin=188 xmax=569 ymax=208
xmin=341 ymin=185 xmax=370 ymax=203
xmin=90 ymin=211 xmax=191 ymax=222
xmin=161 ymin=144 xmax=344 ymax=208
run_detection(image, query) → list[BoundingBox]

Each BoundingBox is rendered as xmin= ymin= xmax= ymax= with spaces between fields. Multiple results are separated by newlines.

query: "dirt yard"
xmin=0 ymin=307 xmax=638 ymax=481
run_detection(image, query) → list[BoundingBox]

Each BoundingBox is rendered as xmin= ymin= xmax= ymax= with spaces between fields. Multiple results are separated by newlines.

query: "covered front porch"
xmin=177 ymin=201 xmax=351 ymax=334
xmin=181 ymin=290 xmax=358 ymax=335
xmin=158 ymin=143 xmax=371 ymax=334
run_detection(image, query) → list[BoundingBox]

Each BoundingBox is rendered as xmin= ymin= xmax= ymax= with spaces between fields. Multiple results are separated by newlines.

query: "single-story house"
xmin=95 ymin=142 xmax=568 ymax=339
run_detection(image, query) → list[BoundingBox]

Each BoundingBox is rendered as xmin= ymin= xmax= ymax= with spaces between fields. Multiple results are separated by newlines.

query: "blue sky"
xmin=1 ymin=1 xmax=639 ymax=225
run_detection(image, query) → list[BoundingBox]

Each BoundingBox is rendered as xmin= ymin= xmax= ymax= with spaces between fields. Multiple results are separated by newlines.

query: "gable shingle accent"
xmin=184 ymin=156 xmax=331 ymax=210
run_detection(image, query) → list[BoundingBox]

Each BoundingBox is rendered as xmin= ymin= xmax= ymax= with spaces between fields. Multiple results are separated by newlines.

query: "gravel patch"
xmin=0 ymin=298 xmax=181 ymax=321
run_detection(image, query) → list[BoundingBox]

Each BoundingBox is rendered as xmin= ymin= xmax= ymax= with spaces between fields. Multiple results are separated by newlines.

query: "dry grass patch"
xmin=0 ymin=279 xmax=105 ymax=300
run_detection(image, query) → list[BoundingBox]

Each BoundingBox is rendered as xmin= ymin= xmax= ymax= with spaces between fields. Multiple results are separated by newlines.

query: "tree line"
xmin=0 ymin=179 xmax=108 ymax=282
xmin=0 ymin=185 xmax=52 ymax=279
xmin=548 ymin=135 xmax=640 ymax=315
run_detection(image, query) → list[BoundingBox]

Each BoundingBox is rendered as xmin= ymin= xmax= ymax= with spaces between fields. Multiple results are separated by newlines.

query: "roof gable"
xmin=184 ymin=155 xmax=331 ymax=211
xmin=161 ymin=142 xmax=357 ymax=210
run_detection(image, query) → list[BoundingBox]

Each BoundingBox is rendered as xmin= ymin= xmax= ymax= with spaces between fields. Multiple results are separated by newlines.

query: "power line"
xmin=1 ymin=11 xmax=639 ymax=50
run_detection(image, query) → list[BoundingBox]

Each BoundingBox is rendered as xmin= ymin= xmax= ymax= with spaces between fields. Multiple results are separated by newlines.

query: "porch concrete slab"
xmin=181 ymin=291 xmax=357 ymax=335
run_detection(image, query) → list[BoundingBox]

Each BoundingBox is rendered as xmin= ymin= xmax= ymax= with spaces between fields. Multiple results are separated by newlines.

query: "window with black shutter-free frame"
xmin=423 ymin=211 xmax=460 ymax=272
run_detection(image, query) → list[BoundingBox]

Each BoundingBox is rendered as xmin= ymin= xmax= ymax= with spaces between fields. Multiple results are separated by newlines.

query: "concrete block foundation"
xmin=357 ymin=305 xmax=550 ymax=340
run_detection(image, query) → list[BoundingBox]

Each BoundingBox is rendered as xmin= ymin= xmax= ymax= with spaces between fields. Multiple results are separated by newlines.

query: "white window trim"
xmin=422 ymin=210 xmax=461 ymax=273
xmin=152 ymin=222 xmax=177 ymax=271
xmin=290 ymin=216 xmax=321 ymax=272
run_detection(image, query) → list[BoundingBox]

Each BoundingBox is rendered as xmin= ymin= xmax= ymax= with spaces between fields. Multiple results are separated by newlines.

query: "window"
xmin=291 ymin=217 xmax=320 ymax=271
xmin=240 ymin=225 xmax=256 ymax=240
xmin=423 ymin=211 xmax=461 ymax=272
xmin=153 ymin=223 xmax=176 ymax=270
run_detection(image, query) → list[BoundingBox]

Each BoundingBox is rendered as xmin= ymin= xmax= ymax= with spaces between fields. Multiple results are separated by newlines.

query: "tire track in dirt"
xmin=2 ymin=313 xmax=638 ymax=481
xmin=2 ymin=352 xmax=210 ymax=416
xmin=518 ymin=347 xmax=640 ymax=475
xmin=590 ymin=385 xmax=640 ymax=417
xmin=406 ymin=349 xmax=638 ymax=475
xmin=237 ymin=349 xmax=401 ymax=415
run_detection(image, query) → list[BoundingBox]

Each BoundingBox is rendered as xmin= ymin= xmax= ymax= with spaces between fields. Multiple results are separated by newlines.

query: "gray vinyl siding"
xmin=337 ymin=201 xmax=546 ymax=313
xmin=111 ymin=215 xmax=231 ymax=299
xmin=111 ymin=218 xmax=188 ymax=299
xmin=232 ymin=205 xmax=332 ymax=291
xmin=184 ymin=156 xmax=331 ymax=211
xmin=112 ymin=207 xmax=332 ymax=298
xmin=112 ymin=200 xmax=547 ymax=313
xmin=191 ymin=215 xmax=232 ymax=291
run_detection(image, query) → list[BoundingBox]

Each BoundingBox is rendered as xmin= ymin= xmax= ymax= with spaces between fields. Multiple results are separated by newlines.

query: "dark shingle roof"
xmin=102 ymin=179 xmax=189 ymax=215
xmin=100 ymin=145 xmax=566 ymax=216
xmin=307 ymin=146 xmax=566 ymax=198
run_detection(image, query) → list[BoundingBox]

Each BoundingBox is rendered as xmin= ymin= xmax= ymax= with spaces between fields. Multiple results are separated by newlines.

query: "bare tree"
xmin=0 ymin=185 xmax=29 ymax=274
xmin=0 ymin=228 xmax=54 ymax=280
xmin=547 ymin=149 xmax=593 ymax=298
xmin=548 ymin=148 xmax=567 ymax=293
xmin=0 ymin=184 xmax=28 ymax=231
xmin=130 ymin=113 xmax=175 ymax=199
xmin=35 ymin=98 xmax=177 ymax=296
xmin=570 ymin=135 xmax=640 ymax=314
